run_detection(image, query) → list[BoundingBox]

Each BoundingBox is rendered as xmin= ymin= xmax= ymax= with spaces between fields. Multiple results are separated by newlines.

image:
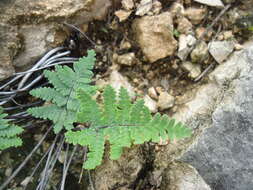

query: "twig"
xmin=0 ymin=125 xmax=53 ymax=190
xmin=194 ymin=63 xmax=215 ymax=82
xmin=200 ymin=4 xmax=231 ymax=40
xmin=194 ymin=21 xmax=224 ymax=82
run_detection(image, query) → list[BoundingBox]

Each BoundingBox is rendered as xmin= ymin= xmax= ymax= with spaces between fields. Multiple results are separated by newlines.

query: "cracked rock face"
xmin=208 ymin=41 xmax=235 ymax=64
xmin=0 ymin=0 xmax=111 ymax=24
xmin=0 ymin=23 xmax=20 ymax=80
xmin=180 ymin=42 xmax=253 ymax=190
xmin=92 ymin=146 xmax=145 ymax=190
xmin=132 ymin=12 xmax=178 ymax=63
xmin=160 ymin=162 xmax=211 ymax=190
xmin=0 ymin=0 xmax=111 ymax=80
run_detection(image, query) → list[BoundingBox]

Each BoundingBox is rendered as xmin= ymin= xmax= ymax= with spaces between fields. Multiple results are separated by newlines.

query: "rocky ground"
xmin=0 ymin=0 xmax=253 ymax=189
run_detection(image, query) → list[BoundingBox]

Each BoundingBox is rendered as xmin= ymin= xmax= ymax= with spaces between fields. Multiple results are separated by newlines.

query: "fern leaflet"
xmin=28 ymin=50 xmax=96 ymax=133
xmin=0 ymin=108 xmax=23 ymax=150
xmin=65 ymin=85 xmax=191 ymax=169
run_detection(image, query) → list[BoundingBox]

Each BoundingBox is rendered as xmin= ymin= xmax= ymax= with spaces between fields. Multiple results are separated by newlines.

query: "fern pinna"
xmin=0 ymin=108 xmax=23 ymax=150
xmin=65 ymin=85 xmax=191 ymax=169
xmin=28 ymin=50 xmax=96 ymax=133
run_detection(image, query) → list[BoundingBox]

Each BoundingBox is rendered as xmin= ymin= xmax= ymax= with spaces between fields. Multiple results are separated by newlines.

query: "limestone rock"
xmin=122 ymin=0 xmax=134 ymax=10
xmin=135 ymin=0 xmax=153 ymax=16
xmin=181 ymin=62 xmax=201 ymax=79
xmin=176 ymin=17 xmax=193 ymax=34
xmin=144 ymin=95 xmax=158 ymax=113
xmin=0 ymin=0 xmax=111 ymax=24
xmin=120 ymin=41 xmax=132 ymax=50
xmin=0 ymin=24 xmax=20 ymax=80
xmin=191 ymin=41 xmax=209 ymax=63
xmin=157 ymin=91 xmax=175 ymax=110
xmin=223 ymin=30 xmax=233 ymax=40
xmin=193 ymin=0 xmax=224 ymax=7
xmin=178 ymin=34 xmax=196 ymax=61
xmin=93 ymin=145 xmax=145 ymax=189
xmin=173 ymin=82 xmax=220 ymax=123
xmin=115 ymin=9 xmax=132 ymax=22
xmin=169 ymin=2 xmax=185 ymax=17
xmin=160 ymin=162 xmax=211 ymax=190
xmin=208 ymin=40 xmax=235 ymax=64
xmin=148 ymin=87 xmax=158 ymax=100
xmin=184 ymin=7 xmax=207 ymax=25
xmin=109 ymin=70 xmax=135 ymax=98
xmin=116 ymin=52 xmax=136 ymax=66
xmin=195 ymin=27 xmax=213 ymax=41
xmin=0 ymin=0 xmax=111 ymax=80
xmin=186 ymin=35 xmax=197 ymax=46
xmin=151 ymin=0 xmax=162 ymax=15
xmin=132 ymin=12 xmax=177 ymax=63
xmin=13 ymin=24 xmax=56 ymax=68
xmin=180 ymin=42 xmax=253 ymax=190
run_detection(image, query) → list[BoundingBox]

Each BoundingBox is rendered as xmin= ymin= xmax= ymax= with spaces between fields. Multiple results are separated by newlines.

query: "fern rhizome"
xmin=0 ymin=108 xmax=23 ymax=150
xmin=27 ymin=49 xmax=192 ymax=169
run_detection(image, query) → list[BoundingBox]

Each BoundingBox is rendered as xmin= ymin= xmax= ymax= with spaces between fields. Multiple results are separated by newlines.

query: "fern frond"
xmin=77 ymin=89 xmax=101 ymax=125
xmin=28 ymin=50 xmax=96 ymax=133
xmin=65 ymin=129 xmax=105 ymax=169
xmin=117 ymin=87 xmax=132 ymax=123
xmin=65 ymin=85 xmax=192 ymax=169
xmin=0 ymin=108 xmax=23 ymax=150
xmin=102 ymin=86 xmax=117 ymax=125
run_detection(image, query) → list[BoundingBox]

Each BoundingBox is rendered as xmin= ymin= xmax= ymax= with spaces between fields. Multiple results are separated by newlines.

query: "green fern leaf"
xmin=65 ymin=129 xmax=105 ymax=169
xmin=77 ymin=89 xmax=101 ymax=125
xmin=65 ymin=85 xmax=192 ymax=169
xmin=0 ymin=108 xmax=23 ymax=150
xmin=106 ymin=127 xmax=132 ymax=160
xmin=28 ymin=50 xmax=96 ymax=133
xmin=102 ymin=86 xmax=117 ymax=125
xmin=117 ymin=87 xmax=132 ymax=123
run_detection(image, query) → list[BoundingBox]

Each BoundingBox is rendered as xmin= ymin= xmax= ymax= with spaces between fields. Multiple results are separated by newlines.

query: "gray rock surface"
xmin=178 ymin=34 xmax=196 ymax=61
xmin=180 ymin=43 xmax=253 ymax=190
xmin=208 ymin=41 xmax=234 ymax=64
xmin=191 ymin=41 xmax=209 ymax=63
xmin=0 ymin=24 xmax=19 ymax=80
xmin=181 ymin=61 xmax=201 ymax=79
xmin=0 ymin=0 xmax=111 ymax=80
xmin=160 ymin=161 xmax=211 ymax=190
xmin=109 ymin=70 xmax=135 ymax=98
xmin=157 ymin=91 xmax=175 ymax=111
xmin=144 ymin=94 xmax=158 ymax=113
xmin=193 ymin=0 xmax=224 ymax=7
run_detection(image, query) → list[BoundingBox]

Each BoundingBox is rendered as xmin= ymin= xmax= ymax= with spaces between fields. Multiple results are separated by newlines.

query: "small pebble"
xmin=148 ymin=87 xmax=158 ymax=100
xmin=157 ymin=91 xmax=175 ymax=111
xmin=144 ymin=95 xmax=158 ymax=113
